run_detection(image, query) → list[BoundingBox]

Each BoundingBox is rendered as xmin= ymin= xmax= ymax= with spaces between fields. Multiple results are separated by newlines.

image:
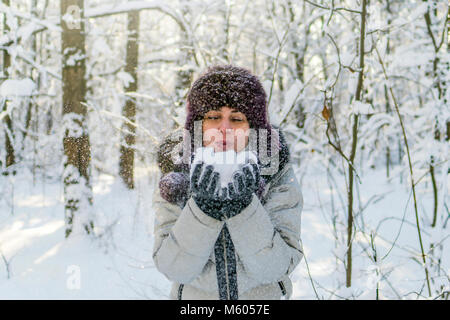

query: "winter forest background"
xmin=0 ymin=0 xmax=448 ymax=299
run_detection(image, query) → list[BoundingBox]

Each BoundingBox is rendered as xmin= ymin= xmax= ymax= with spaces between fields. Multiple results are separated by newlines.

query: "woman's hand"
xmin=222 ymin=161 xmax=261 ymax=219
xmin=190 ymin=162 xmax=224 ymax=220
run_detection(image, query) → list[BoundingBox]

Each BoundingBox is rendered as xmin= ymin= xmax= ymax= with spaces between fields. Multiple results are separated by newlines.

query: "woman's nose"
xmin=219 ymin=119 xmax=232 ymax=136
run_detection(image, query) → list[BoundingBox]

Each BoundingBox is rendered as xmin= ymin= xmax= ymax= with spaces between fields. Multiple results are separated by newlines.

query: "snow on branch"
xmin=85 ymin=1 xmax=196 ymax=60
xmin=62 ymin=113 xmax=85 ymax=139
xmin=0 ymin=78 xmax=36 ymax=98
xmin=0 ymin=3 xmax=59 ymax=47
xmin=85 ymin=1 xmax=188 ymax=32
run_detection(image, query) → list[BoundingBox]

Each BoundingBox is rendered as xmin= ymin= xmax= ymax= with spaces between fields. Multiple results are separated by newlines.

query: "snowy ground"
xmin=0 ymin=163 xmax=448 ymax=299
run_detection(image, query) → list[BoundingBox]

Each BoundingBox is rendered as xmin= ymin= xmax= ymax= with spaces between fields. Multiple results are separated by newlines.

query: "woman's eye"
xmin=232 ymin=118 xmax=243 ymax=122
xmin=207 ymin=116 xmax=219 ymax=120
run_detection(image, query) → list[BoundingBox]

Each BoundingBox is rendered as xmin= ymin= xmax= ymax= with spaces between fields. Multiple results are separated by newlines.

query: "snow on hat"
xmin=184 ymin=64 xmax=271 ymax=134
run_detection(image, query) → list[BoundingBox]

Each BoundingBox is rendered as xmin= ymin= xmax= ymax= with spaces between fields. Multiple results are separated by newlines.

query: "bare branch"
xmin=303 ymin=0 xmax=362 ymax=14
xmin=375 ymin=41 xmax=432 ymax=297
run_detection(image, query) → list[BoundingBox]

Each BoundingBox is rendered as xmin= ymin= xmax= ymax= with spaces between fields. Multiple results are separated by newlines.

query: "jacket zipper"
xmin=215 ymin=225 xmax=238 ymax=300
xmin=177 ymin=284 xmax=184 ymax=300
xmin=278 ymin=281 xmax=287 ymax=296
xmin=222 ymin=230 xmax=230 ymax=299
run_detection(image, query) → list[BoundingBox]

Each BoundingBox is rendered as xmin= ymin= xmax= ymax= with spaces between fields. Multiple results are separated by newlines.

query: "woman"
xmin=152 ymin=65 xmax=303 ymax=300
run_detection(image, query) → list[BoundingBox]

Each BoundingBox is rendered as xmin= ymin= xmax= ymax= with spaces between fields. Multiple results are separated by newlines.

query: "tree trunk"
xmin=22 ymin=0 xmax=40 ymax=153
xmin=423 ymin=1 xmax=447 ymax=228
xmin=174 ymin=0 xmax=194 ymax=118
xmin=346 ymin=0 xmax=367 ymax=288
xmin=2 ymin=0 xmax=15 ymax=175
xmin=287 ymin=0 xmax=308 ymax=128
xmin=119 ymin=10 xmax=140 ymax=189
xmin=384 ymin=0 xmax=392 ymax=179
xmin=220 ymin=0 xmax=230 ymax=62
xmin=61 ymin=0 xmax=93 ymax=238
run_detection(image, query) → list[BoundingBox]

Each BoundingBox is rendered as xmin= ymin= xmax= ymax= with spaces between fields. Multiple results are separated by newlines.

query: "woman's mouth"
xmin=214 ymin=140 xmax=231 ymax=151
xmin=215 ymin=140 xmax=228 ymax=146
xmin=212 ymin=139 xmax=235 ymax=151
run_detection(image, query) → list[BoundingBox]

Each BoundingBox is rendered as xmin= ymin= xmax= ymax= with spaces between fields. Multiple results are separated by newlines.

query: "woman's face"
xmin=202 ymin=106 xmax=250 ymax=153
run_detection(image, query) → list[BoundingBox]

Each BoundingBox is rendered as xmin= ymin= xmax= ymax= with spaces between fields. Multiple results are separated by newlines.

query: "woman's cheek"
xmin=234 ymin=129 xmax=249 ymax=152
xmin=203 ymin=128 xmax=222 ymax=149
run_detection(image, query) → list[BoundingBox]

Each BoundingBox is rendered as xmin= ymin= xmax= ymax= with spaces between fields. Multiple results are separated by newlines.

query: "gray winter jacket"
xmin=152 ymin=154 xmax=303 ymax=299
